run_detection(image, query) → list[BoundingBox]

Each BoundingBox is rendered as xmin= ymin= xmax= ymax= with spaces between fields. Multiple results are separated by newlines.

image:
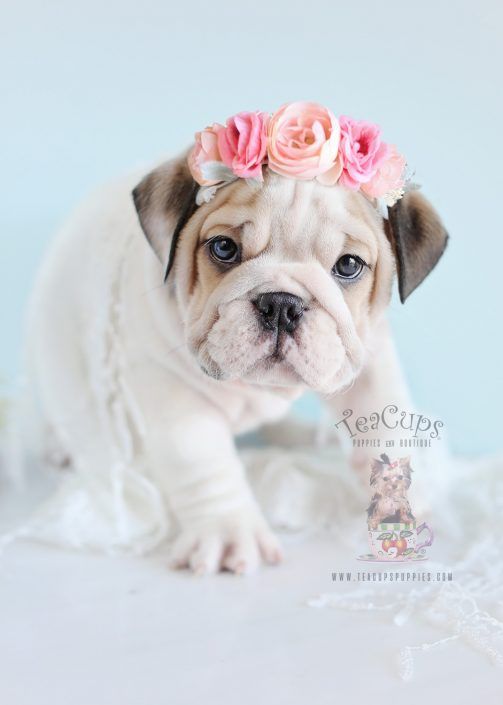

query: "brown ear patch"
xmin=370 ymin=458 xmax=384 ymax=485
xmin=399 ymin=456 xmax=413 ymax=486
xmin=385 ymin=190 xmax=449 ymax=302
xmin=132 ymin=155 xmax=199 ymax=279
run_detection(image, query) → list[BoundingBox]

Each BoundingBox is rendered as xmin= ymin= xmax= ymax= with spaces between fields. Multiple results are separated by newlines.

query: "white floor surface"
xmin=0 ymin=527 xmax=501 ymax=705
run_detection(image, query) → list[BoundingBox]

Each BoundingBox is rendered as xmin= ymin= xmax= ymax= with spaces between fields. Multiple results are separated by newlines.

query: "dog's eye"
xmin=332 ymin=254 xmax=366 ymax=280
xmin=383 ymin=477 xmax=389 ymax=481
xmin=209 ymin=237 xmax=240 ymax=264
xmin=397 ymin=475 xmax=403 ymax=480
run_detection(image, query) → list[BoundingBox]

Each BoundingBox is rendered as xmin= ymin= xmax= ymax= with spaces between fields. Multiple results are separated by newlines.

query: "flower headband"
xmin=187 ymin=101 xmax=410 ymax=213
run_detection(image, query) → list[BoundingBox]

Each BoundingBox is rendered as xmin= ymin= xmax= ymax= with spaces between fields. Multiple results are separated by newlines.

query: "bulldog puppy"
xmin=27 ymin=154 xmax=447 ymax=574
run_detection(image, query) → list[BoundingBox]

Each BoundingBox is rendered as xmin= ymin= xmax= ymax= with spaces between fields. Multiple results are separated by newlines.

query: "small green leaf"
xmin=377 ymin=532 xmax=393 ymax=540
xmin=200 ymin=161 xmax=236 ymax=183
xmin=400 ymin=530 xmax=413 ymax=538
xmin=403 ymin=548 xmax=414 ymax=555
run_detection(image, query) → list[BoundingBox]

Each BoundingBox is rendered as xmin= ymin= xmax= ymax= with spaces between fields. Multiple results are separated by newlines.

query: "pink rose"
xmin=267 ymin=102 xmax=341 ymax=182
xmin=338 ymin=116 xmax=389 ymax=190
xmin=188 ymin=124 xmax=223 ymax=185
xmin=217 ymin=111 xmax=269 ymax=180
xmin=362 ymin=145 xmax=406 ymax=198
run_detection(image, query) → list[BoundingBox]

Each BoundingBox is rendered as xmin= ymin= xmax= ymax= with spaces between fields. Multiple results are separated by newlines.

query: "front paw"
xmin=169 ymin=509 xmax=282 ymax=576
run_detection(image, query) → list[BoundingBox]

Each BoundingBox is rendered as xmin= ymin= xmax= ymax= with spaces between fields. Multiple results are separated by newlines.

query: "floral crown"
xmin=188 ymin=101 xmax=410 ymax=212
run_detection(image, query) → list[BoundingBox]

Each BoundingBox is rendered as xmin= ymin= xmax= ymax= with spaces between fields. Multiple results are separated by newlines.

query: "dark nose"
xmin=254 ymin=292 xmax=304 ymax=334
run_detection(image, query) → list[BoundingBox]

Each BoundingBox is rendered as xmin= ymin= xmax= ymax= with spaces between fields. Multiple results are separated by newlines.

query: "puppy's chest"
xmin=378 ymin=495 xmax=404 ymax=512
xmin=204 ymin=382 xmax=301 ymax=435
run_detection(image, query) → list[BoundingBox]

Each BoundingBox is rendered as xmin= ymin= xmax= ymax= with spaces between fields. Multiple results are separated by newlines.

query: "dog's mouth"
xmin=247 ymin=346 xmax=303 ymax=387
xmin=193 ymin=299 xmax=363 ymax=394
xmin=198 ymin=330 xmax=304 ymax=387
xmin=200 ymin=329 xmax=354 ymax=392
xmin=264 ymin=328 xmax=293 ymax=363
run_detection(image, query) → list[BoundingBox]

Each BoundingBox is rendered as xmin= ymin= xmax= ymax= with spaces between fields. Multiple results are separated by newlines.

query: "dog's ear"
xmin=385 ymin=191 xmax=448 ymax=302
xmin=370 ymin=459 xmax=383 ymax=485
xmin=399 ymin=456 xmax=412 ymax=485
xmin=132 ymin=154 xmax=199 ymax=280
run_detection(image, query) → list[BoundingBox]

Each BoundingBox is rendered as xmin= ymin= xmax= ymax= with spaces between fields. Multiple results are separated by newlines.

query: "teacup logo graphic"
xmin=359 ymin=454 xmax=434 ymax=562
xmin=368 ymin=522 xmax=434 ymax=561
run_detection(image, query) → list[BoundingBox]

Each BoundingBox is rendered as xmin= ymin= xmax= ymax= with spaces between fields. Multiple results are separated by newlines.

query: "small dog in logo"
xmin=367 ymin=454 xmax=415 ymax=529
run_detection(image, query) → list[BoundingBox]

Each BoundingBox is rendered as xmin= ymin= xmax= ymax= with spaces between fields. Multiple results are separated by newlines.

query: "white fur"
xmin=25 ymin=170 xmax=411 ymax=574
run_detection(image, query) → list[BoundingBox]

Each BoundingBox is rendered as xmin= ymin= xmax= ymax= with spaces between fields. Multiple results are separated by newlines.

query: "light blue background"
xmin=1 ymin=0 xmax=501 ymax=453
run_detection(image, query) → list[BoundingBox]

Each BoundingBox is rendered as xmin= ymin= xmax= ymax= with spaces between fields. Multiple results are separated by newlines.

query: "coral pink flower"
xmin=362 ymin=145 xmax=406 ymax=198
xmin=338 ymin=116 xmax=389 ymax=190
xmin=217 ymin=111 xmax=269 ymax=180
xmin=188 ymin=124 xmax=223 ymax=185
xmin=267 ymin=102 xmax=341 ymax=182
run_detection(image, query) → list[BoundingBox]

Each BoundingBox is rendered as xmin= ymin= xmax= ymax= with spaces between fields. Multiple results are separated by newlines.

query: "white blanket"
xmin=1 ymin=420 xmax=503 ymax=682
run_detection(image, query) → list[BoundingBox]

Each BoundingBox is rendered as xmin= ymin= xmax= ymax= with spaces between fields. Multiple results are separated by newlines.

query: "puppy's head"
xmin=370 ymin=456 xmax=412 ymax=496
xmin=133 ymin=155 xmax=447 ymax=394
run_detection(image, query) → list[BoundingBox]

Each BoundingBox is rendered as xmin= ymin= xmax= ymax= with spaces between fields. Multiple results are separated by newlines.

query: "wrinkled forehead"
xmin=199 ymin=172 xmax=384 ymax=259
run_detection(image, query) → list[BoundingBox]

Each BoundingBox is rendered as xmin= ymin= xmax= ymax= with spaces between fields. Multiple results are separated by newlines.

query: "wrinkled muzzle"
xmin=186 ymin=261 xmax=366 ymax=395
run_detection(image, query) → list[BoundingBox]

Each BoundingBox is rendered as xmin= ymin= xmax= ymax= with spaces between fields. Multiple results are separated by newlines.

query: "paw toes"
xmin=257 ymin=530 xmax=283 ymax=565
xmin=189 ymin=537 xmax=223 ymax=575
xmin=222 ymin=536 xmax=259 ymax=575
xmin=169 ymin=533 xmax=197 ymax=570
xmin=169 ymin=517 xmax=282 ymax=576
